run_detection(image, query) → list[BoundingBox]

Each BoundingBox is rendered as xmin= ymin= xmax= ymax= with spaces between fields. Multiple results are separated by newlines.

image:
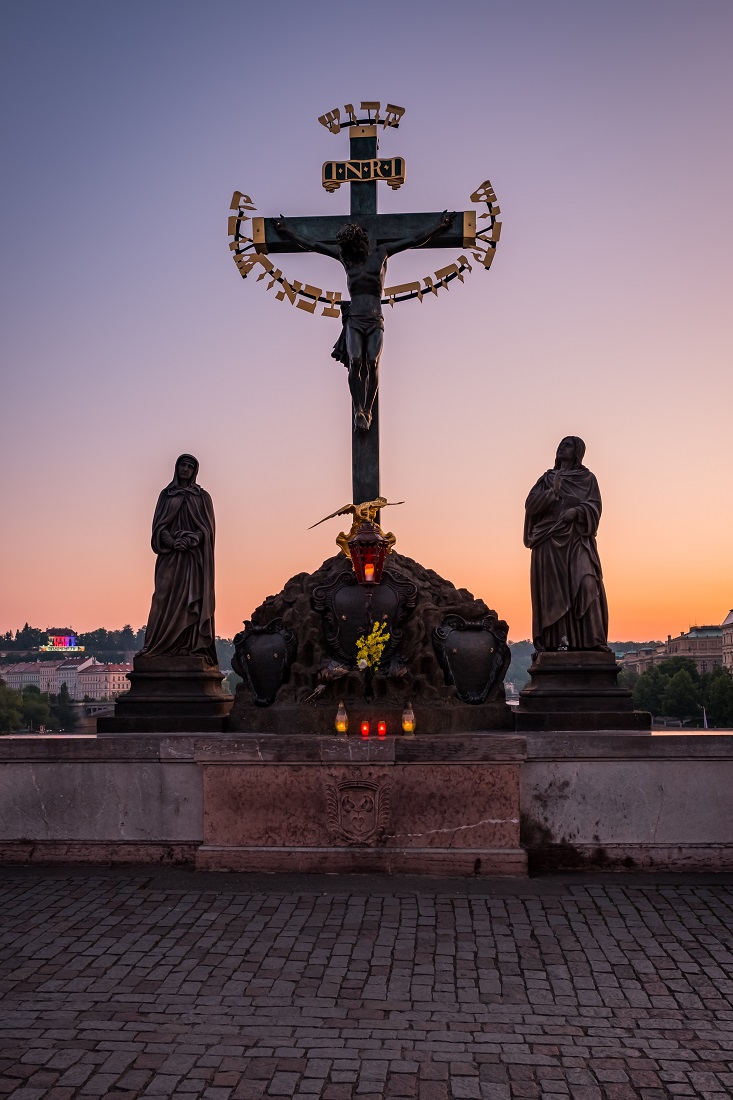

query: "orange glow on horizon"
xmin=1 ymin=5 xmax=731 ymax=646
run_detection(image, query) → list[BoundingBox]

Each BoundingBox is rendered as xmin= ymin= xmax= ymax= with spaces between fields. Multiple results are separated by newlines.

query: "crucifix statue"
xmin=229 ymin=101 xmax=499 ymax=505
xmin=274 ymin=210 xmax=453 ymax=434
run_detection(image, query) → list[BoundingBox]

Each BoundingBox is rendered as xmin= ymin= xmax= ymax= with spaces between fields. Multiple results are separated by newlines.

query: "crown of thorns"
xmin=336 ymin=223 xmax=369 ymax=248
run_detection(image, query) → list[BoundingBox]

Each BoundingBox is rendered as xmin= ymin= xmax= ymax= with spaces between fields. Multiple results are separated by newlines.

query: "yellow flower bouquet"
xmin=356 ymin=621 xmax=390 ymax=671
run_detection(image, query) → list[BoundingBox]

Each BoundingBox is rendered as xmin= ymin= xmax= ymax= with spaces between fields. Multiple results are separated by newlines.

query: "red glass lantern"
xmin=361 ymin=720 xmax=370 ymax=738
xmin=377 ymin=720 xmax=387 ymax=738
xmin=347 ymin=521 xmax=389 ymax=586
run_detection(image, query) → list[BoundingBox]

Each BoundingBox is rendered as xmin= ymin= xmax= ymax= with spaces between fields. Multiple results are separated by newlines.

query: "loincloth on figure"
xmin=331 ymin=301 xmax=384 ymax=367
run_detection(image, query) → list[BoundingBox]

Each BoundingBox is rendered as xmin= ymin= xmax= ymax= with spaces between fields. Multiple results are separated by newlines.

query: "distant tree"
xmin=77 ymin=628 xmax=110 ymax=652
xmin=10 ymin=623 xmax=45 ymax=650
xmin=633 ymin=666 xmax=666 ymax=714
xmin=618 ymin=669 xmax=639 ymax=691
xmin=658 ymin=656 xmax=700 ymax=682
xmin=0 ymin=685 xmax=23 ymax=733
xmin=50 ymin=683 xmax=78 ymax=731
xmin=224 ymin=670 xmax=242 ymax=696
xmin=75 ymin=624 xmax=145 ymax=657
xmin=507 ymin=640 xmax=533 ymax=690
xmin=216 ymin=637 xmax=235 ymax=670
xmin=704 ymin=667 xmax=733 ymax=728
xmin=0 ymin=624 xmax=44 ymax=646
xmin=21 ymin=686 xmax=52 ymax=730
xmin=662 ymin=670 xmax=701 ymax=720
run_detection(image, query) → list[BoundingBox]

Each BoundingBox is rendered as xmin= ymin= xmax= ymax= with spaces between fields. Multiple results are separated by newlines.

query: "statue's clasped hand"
xmin=173 ymin=531 xmax=200 ymax=551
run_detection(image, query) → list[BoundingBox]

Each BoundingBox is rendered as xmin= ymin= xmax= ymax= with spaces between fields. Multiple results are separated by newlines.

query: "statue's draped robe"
xmin=524 ymin=466 xmax=608 ymax=651
xmin=142 ymin=479 xmax=218 ymax=663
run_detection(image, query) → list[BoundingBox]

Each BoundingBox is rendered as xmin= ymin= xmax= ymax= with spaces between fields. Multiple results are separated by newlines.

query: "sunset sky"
xmin=1 ymin=0 xmax=731 ymax=643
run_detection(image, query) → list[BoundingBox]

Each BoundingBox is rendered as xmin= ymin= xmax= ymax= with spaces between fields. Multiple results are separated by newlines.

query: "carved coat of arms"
xmin=326 ymin=778 xmax=391 ymax=847
xmin=231 ymin=617 xmax=297 ymax=706
xmin=432 ymin=613 xmax=510 ymax=704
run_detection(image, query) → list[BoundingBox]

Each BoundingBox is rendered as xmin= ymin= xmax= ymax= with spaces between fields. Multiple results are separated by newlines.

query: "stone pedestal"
xmin=195 ymin=733 xmax=527 ymax=875
xmin=228 ymin=551 xmax=513 ymax=734
xmin=97 ymin=655 xmax=233 ymax=734
xmin=515 ymin=651 xmax=651 ymax=732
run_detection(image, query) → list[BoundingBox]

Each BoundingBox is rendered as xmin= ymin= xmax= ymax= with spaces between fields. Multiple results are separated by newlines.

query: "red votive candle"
xmin=377 ymin=721 xmax=386 ymax=738
xmin=361 ymin=720 xmax=370 ymax=738
xmin=364 ymin=563 xmax=375 ymax=582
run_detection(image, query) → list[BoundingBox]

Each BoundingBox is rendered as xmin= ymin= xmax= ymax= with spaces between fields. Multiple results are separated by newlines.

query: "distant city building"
xmin=78 ymin=663 xmax=132 ymax=700
xmin=39 ymin=628 xmax=85 ymax=653
xmin=620 ymin=624 xmax=723 ymax=677
xmin=0 ymin=657 xmax=101 ymax=698
xmin=0 ymin=661 xmax=65 ymax=693
xmin=0 ymin=656 xmax=128 ymax=699
xmin=56 ymin=657 xmax=99 ymax=700
xmin=722 ymin=610 xmax=733 ymax=671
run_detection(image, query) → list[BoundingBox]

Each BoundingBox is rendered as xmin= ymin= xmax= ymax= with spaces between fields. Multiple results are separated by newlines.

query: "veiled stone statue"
xmin=141 ymin=454 xmax=218 ymax=664
xmin=524 ymin=436 xmax=609 ymax=652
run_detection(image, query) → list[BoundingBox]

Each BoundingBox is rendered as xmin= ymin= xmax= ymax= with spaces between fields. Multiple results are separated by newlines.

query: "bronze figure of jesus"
xmin=275 ymin=212 xmax=453 ymax=432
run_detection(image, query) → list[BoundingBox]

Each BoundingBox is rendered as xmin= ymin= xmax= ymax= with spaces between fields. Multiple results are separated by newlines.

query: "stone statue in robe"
xmin=524 ymin=436 xmax=609 ymax=652
xmin=141 ymin=454 xmax=218 ymax=664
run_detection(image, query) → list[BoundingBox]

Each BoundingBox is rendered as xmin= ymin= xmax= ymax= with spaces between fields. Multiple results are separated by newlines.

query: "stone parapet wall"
xmin=0 ymin=736 xmax=202 ymax=861
xmin=522 ymin=733 xmax=733 ymax=871
xmin=0 ymin=732 xmax=732 ymax=874
xmin=0 ymin=733 xmax=526 ymax=876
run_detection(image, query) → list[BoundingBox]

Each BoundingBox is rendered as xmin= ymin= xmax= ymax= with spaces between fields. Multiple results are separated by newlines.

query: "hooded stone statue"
xmin=524 ymin=436 xmax=609 ymax=652
xmin=141 ymin=454 xmax=218 ymax=663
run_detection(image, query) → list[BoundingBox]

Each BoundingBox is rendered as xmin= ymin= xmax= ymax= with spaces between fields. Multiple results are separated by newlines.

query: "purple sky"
xmin=1 ymin=0 xmax=732 ymax=641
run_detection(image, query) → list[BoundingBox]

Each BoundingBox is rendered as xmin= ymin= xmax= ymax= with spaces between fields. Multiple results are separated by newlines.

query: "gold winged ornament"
xmin=309 ymin=497 xmax=404 ymax=558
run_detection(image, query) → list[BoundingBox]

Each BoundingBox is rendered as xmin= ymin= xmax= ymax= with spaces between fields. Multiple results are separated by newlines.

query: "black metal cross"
xmin=249 ymin=104 xmax=471 ymax=505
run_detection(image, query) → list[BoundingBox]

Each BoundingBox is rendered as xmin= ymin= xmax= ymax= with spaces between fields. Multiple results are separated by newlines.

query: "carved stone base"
xmin=228 ymin=552 xmax=512 ymax=733
xmin=195 ymin=733 xmax=527 ymax=876
xmin=515 ymin=651 xmax=651 ymax=732
xmin=97 ymin=655 xmax=233 ymax=734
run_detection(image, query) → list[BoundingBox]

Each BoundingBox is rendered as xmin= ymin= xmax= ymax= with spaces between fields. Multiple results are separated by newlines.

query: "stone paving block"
xmin=419 ymin=1083 xmax=449 ymax=1100
xmin=450 ymin=1079 xmax=481 ymax=1098
xmin=478 ymin=1084 xmax=510 ymax=1100
xmin=56 ymin=1062 xmax=95 ymax=1087
xmin=2 ymin=872 xmax=733 ymax=1099
xmin=231 ymin=1083 xmax=267 ymax=1100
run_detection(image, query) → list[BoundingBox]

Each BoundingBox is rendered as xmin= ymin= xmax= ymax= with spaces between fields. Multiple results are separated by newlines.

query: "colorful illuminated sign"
xmin=40 ymin=634 xmax=85 ymax=652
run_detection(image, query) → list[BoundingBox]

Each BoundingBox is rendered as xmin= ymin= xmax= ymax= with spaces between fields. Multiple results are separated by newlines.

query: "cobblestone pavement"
xmin=1 ymin=869 xmax=733 ymax=1100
